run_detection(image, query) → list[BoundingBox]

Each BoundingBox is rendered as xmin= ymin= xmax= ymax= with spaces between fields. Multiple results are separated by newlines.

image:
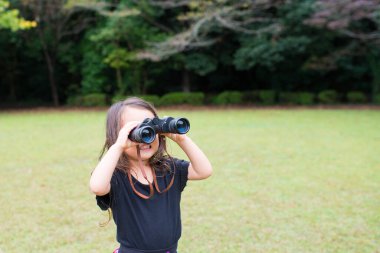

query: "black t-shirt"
xmin=96 ymin=158 xmax=189 ymax=252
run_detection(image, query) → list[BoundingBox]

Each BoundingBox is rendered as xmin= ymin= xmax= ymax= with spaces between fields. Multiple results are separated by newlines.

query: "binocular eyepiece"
xmin=128 ymin=117 xmax=190 ymax=144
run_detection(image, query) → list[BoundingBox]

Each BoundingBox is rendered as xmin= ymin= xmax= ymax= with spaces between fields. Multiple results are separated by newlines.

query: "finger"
xmin=126 ymin=121 xmax=140 ymax=129
xmin=122 ymin=121 xmax=140 ymax=134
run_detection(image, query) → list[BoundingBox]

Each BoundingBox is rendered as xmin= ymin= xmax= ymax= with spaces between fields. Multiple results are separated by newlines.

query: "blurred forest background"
xmin=1 ymin=0 xmax=380 ymax=107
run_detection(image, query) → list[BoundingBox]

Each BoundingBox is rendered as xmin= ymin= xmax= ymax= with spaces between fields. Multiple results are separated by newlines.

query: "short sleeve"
xmin=95 ymin=173 xmax=117 ymax=211
xmin=173 ymin=158 xmax=190 ymax=192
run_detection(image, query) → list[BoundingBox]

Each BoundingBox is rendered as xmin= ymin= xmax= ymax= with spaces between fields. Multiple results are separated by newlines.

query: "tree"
xmin=21 ymin=0 xmax=96 ymax=106
xmin=305 ymin=0 xmax=380 ymax=97
xmin=0 ymin=0 xmax=36 ymax=31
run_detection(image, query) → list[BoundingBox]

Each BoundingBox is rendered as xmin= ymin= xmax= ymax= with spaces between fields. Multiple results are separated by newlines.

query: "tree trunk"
xmin=182 ymin=69 xmax=191 ymax=92
xmin=116 ymin=68 xmax=124 ymax=94
xmin=9 ymin=73 xmax=16 ymax=101
xmin=368 ymin=51 xmax=380 ymax=98
xmin=142 ymin=68 xmax=148 ymax=95
xmin=46 ymin=57 xmax=59 ymax=106
xmin=8 ymin=57 xmax=17 ymax=101
xmin=38 ymin=29 xmax=59 ymax=106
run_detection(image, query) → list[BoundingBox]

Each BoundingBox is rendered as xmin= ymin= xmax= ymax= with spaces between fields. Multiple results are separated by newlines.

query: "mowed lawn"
xmin=0 ymin=108 xmax=379 ymax=253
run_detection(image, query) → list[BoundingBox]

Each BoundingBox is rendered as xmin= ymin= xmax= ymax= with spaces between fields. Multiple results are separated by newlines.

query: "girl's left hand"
xmin=162 ymin=133 xmax=187 ymax=143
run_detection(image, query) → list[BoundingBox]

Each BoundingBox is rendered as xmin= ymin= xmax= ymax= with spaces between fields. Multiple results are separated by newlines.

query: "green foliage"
xmin=279 ymin=92 xmax=315 ymax=105
xmin=111 ymin=94 xmax=126 ymax=104
xmin=81 ymin=93 xmax=107 ymax=107
xmin=346 ymin=91 xmax=367 ymax=104
xmin=80 ymin=29 xmax=109 ymax=95
xmin=297 ymin=92 xmax=315 ymax=105
xmin=184 ymin=53 xmax=218 ymax=76
xmin=373 ymin=94 xmax=380 ymax=104
xmin=234 ymin=36 xmax=311 ymax=70
xmin=81 ymin=48 xmax=108 ymax=95
xmin=279 ymin=92 xmax=299 ymax=105
xmin=112 ymin=94 xmax=161 ymax=106
xmin=104 ymin=48 xmax=131 ymax=69
xmin=66 ymin=95 xmax=84 ymax=106
xmin=242 ymin=91 xmax=260 ymax=104
xmin=0 ymin=0 xmax=378 ymax=106
xmin=213 ymin=91 xmax=243 ymax=105
xmin=67 ymin=93 xmax=107 ymax=106
xmin=159 ymin=92 xmax=204 ymax=106
xmin=318 ymin=90 xmax=339 ymax=104
xmin=139 ymin=95 xmax=160 ymax=106
xmin=0 ymin=0 xmax=36 ymax=31
xmin=258 ymin=90 xmax=276 ymax=105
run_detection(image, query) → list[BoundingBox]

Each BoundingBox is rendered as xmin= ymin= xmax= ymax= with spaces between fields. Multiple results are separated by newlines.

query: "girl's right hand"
xmin=114 ymin=121 xmax=141 ymax=150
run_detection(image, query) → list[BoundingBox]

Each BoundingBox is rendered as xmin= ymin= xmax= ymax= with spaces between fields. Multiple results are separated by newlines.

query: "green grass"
xmin=0 ymin=109 xmax=379 ymax=253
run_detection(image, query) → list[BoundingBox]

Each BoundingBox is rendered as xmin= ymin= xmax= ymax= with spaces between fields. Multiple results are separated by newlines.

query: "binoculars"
xmin=128 ymin=116 xmax=190 ymax=144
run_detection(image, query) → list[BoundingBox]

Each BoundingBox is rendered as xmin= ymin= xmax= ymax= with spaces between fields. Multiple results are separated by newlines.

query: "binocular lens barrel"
xmin=169 ymin=118 xmax=190 ymax=134
xmin=128 ymin=117 xmax=190 ymax=144
xmin=129 ymin=126 xmax=156 ymax=144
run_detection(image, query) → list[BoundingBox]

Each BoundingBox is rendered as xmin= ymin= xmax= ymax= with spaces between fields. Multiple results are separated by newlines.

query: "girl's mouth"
xmin=139 ymin=144 xmax=152 ymax=151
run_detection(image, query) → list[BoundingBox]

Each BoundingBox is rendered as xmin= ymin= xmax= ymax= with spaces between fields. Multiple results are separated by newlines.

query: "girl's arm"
xmin=89 ymin=144 xmax=123 ymax=196
xmin=166 ymin=134 xmax=213 ymax=180
xmin=89 ymin=121 xmax=140 ymax=196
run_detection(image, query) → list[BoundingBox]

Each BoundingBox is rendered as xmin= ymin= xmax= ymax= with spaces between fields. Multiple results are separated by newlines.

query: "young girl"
xmin=90 ymin=97 xmax=212 ymax=253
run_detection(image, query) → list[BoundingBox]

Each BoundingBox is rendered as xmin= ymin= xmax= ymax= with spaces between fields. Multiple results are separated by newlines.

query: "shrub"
xmin=279 ymin=92 xmax=298 ymax=105
xmin=373 ymin=94 xmax=380 ymax=104
xmin=111 ymin=94 xmax=160 ymax=106
xmin=297 ymin=92 xmax=315 ymax=105
xmin=82 ymin=93 xmax=107 ymax=107
xmin=317 ymin=90 xmax=339 ymax=104
xmin=346 ymin=91 xmax=367 ymax=104
xmin=159 ymin=92 xmax=204 ymax=106
xmin=205 ymin=93 xmax=217 ymax=105
xmin=213 ymin=91 xmax=243 ymax=105
xmin=258 ymin=90 xmax=276 ymax=105
xmin=139 ymin=95 xmax=160 ymax=106
xmin=242 ymin=91 xmax=260 ymax=104
xmin=111 ymin=94 xmax=126 ymax=104
xmin=66 ymin=95 xmax=83 ymax=106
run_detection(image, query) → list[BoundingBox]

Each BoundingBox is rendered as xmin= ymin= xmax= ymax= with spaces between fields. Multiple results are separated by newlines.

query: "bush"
xmin=159 ymin=92 xmax=205 ymax=106
xmin=204 ymin=93 xmax=217 ymax=105
xmin=279 ymin=92 xmax=298 ymax=105
xmin=66 ymin=95 xmax=84 ymax=106
xmin=139 ymin=95 xmax=160 ymax=106
xmin=258 ymin=90 xmax=276 ymax=105
xmin=82 ymin=93 xmax=107 ymax=107
xmin=111 ymin=94 xmax=160 ymax=106
xmin=317 ymin=90 xmax=339 ymax=104
xmin=242 ymin=91 xmax=260 ymax=104
xmin=297 ymin=92 xmax=315 ymax=105
xmin=373 ymin=94 xmax=380 ymax=104
xmin=213 ymin=91 xmax=243 ymax=105
xmin=346 ymin=91 xmax=367 ymax=104
xmin=111 ymin=94 xmax=126 ymax=104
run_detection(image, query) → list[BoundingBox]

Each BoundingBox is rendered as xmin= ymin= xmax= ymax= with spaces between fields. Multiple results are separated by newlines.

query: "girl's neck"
xmin=129 ymin=159 xmax=151 ymax=171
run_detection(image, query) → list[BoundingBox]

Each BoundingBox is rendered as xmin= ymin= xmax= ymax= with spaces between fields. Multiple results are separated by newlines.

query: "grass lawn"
xmin=0 ymin=108 xmax=379 ymax=253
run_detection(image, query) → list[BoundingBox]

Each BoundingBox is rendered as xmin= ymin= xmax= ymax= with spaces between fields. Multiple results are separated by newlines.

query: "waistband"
xmin=119 ymin=242 xmax=177 ymax=253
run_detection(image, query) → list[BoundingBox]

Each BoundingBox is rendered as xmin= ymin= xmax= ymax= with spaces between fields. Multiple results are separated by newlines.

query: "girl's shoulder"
xmin=161 ymin=157 xmax=189 ymax=169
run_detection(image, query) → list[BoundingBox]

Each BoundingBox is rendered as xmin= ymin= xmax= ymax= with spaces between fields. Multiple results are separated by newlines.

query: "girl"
xmin=90 ymin=97 xmax=213 ymax=253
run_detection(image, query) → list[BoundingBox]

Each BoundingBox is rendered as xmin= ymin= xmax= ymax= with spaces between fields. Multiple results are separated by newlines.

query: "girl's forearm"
xmin=176 ymin=136 xmax=212 ymax=178
xmin=89 ymin=144 xmax=123 ymax=195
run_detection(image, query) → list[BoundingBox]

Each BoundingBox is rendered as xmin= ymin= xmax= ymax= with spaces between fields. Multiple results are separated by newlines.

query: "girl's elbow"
xmin=204 ymin=166 xmax=213 ymax=179
xmin=89 ymin=180 xmax=109 ymax=196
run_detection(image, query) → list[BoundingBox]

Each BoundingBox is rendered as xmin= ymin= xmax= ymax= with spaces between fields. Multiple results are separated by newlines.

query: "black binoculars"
xmin=128 ymin=116 xmax=190 ymax=144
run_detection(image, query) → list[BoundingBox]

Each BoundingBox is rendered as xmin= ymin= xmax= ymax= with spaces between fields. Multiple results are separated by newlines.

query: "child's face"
xmin=121 ymin=106 xmax=160 ymax=162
